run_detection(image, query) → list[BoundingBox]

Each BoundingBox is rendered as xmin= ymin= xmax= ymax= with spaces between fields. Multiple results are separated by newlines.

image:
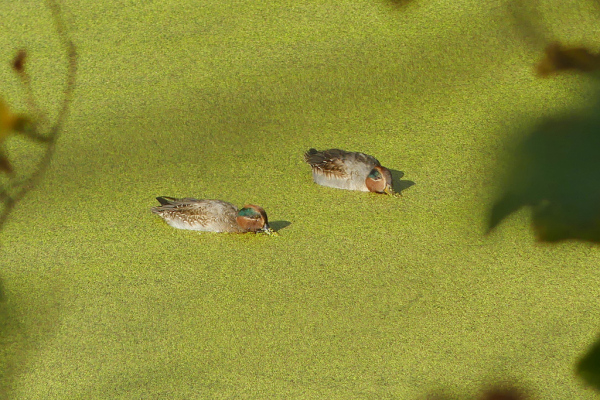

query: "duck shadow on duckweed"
xmin=269 ymin=220 xmax=291 ymax=232
xmin=390 ymin=169 xmax=415 ymax=194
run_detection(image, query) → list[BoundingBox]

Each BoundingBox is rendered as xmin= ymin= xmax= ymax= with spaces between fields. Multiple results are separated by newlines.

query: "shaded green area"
xmin=489 ymin=93 xmax=600 ymax=242
xmin=0 ymin=0 xmax=599 ymax=399
xmin=0 ymin=275 xmax=61 ymax=399
xmin=578 ymin=335 xmax=600 ymax=392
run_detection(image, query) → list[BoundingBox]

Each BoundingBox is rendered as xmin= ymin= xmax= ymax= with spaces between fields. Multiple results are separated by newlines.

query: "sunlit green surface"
xmin=1 ymin=0 xmax=600 ymax=398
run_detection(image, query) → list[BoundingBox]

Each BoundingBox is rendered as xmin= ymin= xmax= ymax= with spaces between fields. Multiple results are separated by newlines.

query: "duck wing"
xmin=304 ymin=148 xmax=380 ymax=178
xmin=151 ymin=198 xmax=240 ymax=231
xmin=152 ymin=198 xmax=236 ymax=216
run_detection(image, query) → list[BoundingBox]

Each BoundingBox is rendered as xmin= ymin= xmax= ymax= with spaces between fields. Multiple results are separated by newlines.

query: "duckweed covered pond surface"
xmin=1 ymin=0 xmax=600 ymax=398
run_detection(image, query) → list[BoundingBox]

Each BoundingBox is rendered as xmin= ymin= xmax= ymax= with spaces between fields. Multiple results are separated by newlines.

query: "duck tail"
xmin=156 ymin=196 xmax=177 ymax=205
xmin=303 ymin=148 xmax=319 ymax=163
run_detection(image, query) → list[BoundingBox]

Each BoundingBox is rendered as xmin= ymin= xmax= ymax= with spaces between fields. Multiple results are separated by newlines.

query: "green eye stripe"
xmin=368 ymin=169 xmax=382 ymax=179
xmin=238 ymin=207 xmax=258 ymax=217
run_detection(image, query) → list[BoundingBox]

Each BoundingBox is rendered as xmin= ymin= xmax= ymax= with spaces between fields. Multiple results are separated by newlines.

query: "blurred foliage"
xmin=489 ymin=106 xmax=600 ymax=242
xmin=477 ymin=386 xmax=527 ymax=400
xmin=0 ymin=0 xmax=76 ymax=231
xmin=489 ymin=42 xmax=600 ymax=243
xmin=577 ymin=335 xmax=600 ymax=392
xmin=488 ymin=39 xmax=600 ymax=390
xmin=0 ymin=97 xmax=35 ymax=174
xmin=537 ymin=42 xmax=600 ymax=77
xmin=427 ymin=383 xmax=529 ymax=400
xmin=387 ymin=0 xmax=413 ymax=7
xmin=0 ymin=1 xmax=76 ymax=394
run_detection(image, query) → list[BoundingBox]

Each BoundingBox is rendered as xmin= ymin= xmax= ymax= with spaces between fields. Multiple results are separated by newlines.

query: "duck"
xmin=304 ymin=148 xmax=399 ymax=196
xmin=151 ymin=197 xmax=275 ymax=234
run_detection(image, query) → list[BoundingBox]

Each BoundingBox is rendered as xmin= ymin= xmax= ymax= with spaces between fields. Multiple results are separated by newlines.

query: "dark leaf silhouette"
xmin=480 ymin=386 xmax=527 ymax=400
xmin=0 ymin=153 xmax=11 ymax=174
xmin=11 ymin=50 xmax=26 ymax=73
xmin=577 ymin=335 xmax=600 ymax=392
xmin=536 ymin=42 xmax=600 ymax=77
xmin=427 ymin=383 xmax=529 ymax=400
xmin=488 ymin=109 xmax=600 ymax=243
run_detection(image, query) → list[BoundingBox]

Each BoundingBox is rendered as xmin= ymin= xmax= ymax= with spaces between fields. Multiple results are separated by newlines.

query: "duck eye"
xmin=368 ymin=169 xmax=382 ymax=180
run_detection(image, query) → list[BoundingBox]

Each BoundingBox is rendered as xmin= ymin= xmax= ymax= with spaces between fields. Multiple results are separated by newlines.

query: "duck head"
xmin=236 ymin=205 xmax=276 ymax=235
xmin=365 ymin=166 xmax=399 ymax=196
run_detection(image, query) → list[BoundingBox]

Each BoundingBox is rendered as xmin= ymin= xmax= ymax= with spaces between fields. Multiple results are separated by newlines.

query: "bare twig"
xmin=0 ymin=0 xmax=77 ymax=230
xmin=11 ymin=50 xmax=47 ymax=134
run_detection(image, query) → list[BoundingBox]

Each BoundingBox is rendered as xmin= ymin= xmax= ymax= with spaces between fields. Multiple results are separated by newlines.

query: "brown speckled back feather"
xmin=304 ymin=148 xmax=380 ymax=178
xmin=152 ymin=198 xmax=242 ymax=232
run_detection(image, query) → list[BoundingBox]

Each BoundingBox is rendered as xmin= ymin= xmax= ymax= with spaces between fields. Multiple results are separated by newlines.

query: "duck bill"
xmin=260 ymin=224 xmax=279 ymax=236
xmin=384 ymin=186 xmax=401 ymax=197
